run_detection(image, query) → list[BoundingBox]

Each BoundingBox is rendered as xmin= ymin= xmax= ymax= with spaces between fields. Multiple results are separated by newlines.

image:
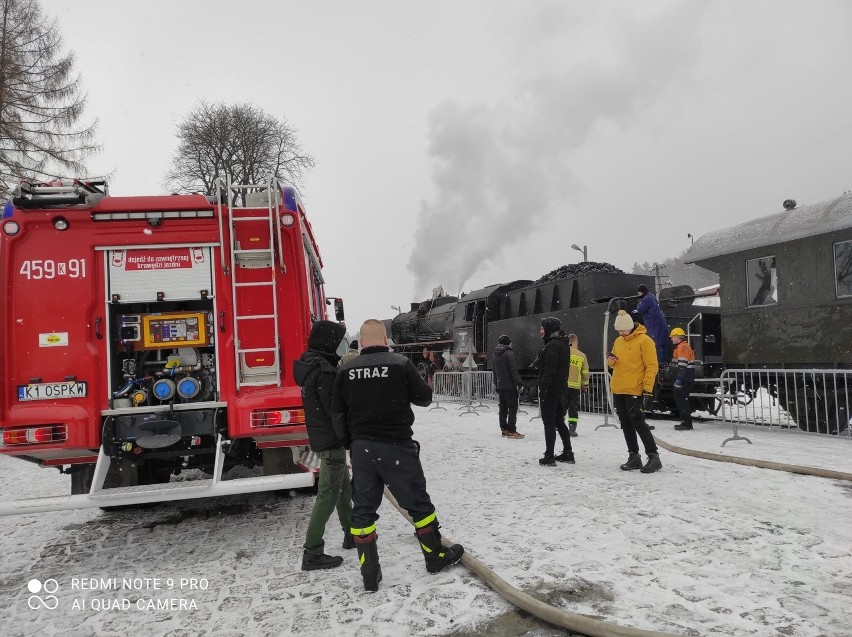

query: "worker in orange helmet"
xmin=669 ymin=327 xmax=696 ymax=431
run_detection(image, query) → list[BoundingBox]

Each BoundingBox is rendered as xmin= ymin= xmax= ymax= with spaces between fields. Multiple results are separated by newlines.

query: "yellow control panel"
xmin=141 ymin=312 xmax=209 ymax=349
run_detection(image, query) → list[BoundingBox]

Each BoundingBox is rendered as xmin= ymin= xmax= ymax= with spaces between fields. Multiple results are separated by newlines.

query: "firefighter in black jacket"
xmin=331 ymin=319 xmax=464 ymax=592
xmin=293 ymin=320 xmax=353 ymax=571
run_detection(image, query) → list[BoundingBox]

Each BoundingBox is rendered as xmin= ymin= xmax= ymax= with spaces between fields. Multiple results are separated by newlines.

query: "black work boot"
xmin=301 ymin=551 xmax=344 ymax=571
xmin=415 ymin=519 xmax=464 ymax=574
xmin=354 ymin=532 xmax=382 ymax=591
xmin=539 ymin=455 xmax=556 ymax=466
xmin=554 ymin=450 xmax=575 ymax=463
xmin=342 ymin=532 xmax=355 ymax=549
xmin=674 ymin=423 xmax=693 ymax=431
xmin=620 ymin=452 xmax=643 ymax=471
xmin=640 ymin=453 xmax=663 ymax=474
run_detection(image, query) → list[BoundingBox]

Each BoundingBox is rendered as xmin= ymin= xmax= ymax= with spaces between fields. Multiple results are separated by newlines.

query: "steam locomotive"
xmin=387 ymin=193 xmax=852 ymax=434
xmin=386 ymin=265 xmax=721 ymax=415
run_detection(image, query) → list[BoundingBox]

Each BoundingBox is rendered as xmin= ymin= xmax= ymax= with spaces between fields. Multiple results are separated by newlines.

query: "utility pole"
xmin=652 ymin=262 xmax=668 ymax=294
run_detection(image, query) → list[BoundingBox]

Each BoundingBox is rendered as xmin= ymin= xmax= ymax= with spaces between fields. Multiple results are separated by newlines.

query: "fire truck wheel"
xmin=70 ymin=464 xmax=97 ymax=495
xmin=139 ymin=460 xmax=173 ymax=485
xmin=261 ymin=447 xmax=301 ymax=475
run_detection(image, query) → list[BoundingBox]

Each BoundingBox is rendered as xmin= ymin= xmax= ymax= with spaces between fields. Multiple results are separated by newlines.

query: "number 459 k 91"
xmin=19 ymin=259 xmax=87 ymax=279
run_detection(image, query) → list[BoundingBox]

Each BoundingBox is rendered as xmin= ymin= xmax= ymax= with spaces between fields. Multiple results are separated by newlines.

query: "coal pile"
xmin=535 ymin=261 xmax=625 ymax=284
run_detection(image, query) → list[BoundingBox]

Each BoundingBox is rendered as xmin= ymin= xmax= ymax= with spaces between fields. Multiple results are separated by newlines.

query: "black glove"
xmin=642 ymin=392 xmax=654 ymax=412
xmin=581 ymin=386 xmax=589 ymax=394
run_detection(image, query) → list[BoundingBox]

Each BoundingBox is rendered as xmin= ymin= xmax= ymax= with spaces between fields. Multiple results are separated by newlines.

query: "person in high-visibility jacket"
xmin=564 ymin=334 xmax=589 ymax=437
xmin=669 ymin=327 xmax=696 ymax=431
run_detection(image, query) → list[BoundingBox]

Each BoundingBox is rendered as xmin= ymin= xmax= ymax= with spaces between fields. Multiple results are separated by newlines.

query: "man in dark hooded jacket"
xmin=537 ymin=317 xmax=574 ymax=466
xmin=633 ymin=284 xmax=670 ymax=366
xmin=492 ymin=335 xmax=524 ymax=438
xmin=293 ymin=320 xmax=353 ymax=571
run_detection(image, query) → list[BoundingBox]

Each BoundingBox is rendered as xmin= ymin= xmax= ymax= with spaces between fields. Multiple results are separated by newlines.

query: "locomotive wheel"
xmin=772 ymin=379 xmax=829 ymax=434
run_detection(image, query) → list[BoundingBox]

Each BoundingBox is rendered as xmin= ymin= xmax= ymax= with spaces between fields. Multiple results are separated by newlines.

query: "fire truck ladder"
xmin=223 ymin=177 xmax=283 ymax=389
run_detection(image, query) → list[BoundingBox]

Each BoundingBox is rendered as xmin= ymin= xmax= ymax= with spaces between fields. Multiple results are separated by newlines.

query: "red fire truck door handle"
xmin=95 ymin=317 xmax=103 ymax=339
xmin=219 ymin=311 xmax=226 ymax=332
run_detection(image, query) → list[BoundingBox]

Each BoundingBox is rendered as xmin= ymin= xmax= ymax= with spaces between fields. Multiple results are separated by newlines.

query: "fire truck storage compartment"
xmin=106 ymin=247 xmax=218 ymax=416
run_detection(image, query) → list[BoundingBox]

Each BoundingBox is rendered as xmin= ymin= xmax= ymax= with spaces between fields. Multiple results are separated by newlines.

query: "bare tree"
xmin=0 ymin=0 xmax=99 ymax=192
xmin=164 ymin=101 xmax=315 ymax=196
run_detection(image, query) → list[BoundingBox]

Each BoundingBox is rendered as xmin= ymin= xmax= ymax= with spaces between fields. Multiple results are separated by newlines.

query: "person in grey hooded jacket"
xmin=492 ymin=335 xmax=524 ymax=438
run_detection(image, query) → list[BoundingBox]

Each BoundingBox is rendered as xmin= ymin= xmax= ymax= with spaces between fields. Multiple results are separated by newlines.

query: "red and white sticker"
xmin=113 ymin=248 xmax=203 ymax=271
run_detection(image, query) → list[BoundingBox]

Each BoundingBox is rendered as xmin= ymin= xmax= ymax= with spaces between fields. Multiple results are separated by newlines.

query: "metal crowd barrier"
xmin=432 ymin=371 xmax=497 ymax=416
xmin=432 ymin=371 xmax=611 ymax=421
xmin=706 ymin=368 xmax=852 ymax=446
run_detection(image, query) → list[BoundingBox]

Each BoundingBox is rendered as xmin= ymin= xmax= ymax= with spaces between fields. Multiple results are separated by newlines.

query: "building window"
xmin=835 ymin=240 xmax=852 ymax=298
xmin=746 ymin=256 xmax=777 ymax=307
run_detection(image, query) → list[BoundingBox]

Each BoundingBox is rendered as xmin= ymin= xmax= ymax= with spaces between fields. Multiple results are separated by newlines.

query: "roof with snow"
xmin=684 ymin=193 xmax=852 ymax=263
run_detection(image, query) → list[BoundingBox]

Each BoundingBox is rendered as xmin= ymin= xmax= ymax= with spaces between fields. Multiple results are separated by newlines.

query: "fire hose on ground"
xmin=383 ymin=487 xmax=682 ymax=637
xmin=381 ymin=426 xmax=850 ymax=635
xmin=652 ymin=435 xmax=852 ymax=482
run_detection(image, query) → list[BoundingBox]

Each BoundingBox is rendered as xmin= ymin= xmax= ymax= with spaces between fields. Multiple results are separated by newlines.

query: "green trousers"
xmin=303 ymin=447 xmax=353 ymax=555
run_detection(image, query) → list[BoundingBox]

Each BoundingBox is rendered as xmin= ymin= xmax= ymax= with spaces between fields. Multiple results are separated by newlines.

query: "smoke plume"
xmin=408 ymin=3 xmax=705 ymax=296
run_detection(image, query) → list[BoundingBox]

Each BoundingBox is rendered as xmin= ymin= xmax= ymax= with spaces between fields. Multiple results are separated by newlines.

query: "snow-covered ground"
xmin=1 ymin=407 xmax=850 ymax=637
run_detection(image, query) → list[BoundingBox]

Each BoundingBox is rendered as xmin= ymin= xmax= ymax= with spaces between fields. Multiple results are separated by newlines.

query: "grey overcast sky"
xmin=40 ymin=0 xmax=852 ymax=331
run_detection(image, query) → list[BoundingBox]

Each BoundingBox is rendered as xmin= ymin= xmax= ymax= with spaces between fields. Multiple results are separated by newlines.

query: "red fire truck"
xmin=0 ymin=178 xmax=345 ymax=514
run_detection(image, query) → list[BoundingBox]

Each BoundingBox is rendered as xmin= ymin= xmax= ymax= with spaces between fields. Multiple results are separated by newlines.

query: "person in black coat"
xmin=537 ymin=317 xmax=574 ymax=466
xmin=492 ymin=335 xmax=524 ymax=438
xmin=293 ymin=320 xmax=352 ymax=571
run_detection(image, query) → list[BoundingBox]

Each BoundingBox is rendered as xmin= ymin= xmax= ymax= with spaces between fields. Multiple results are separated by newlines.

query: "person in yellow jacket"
xmin=607 ymin=310 xmax=662 ymax=473
xmin=564 ymin=334 xmax=589 ymax=437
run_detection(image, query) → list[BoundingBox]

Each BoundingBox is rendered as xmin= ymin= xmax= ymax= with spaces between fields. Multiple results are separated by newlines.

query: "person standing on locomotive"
xmin=537 ymin=317 xmax=574 ymax=466
xmin=608 ymin=310 xmax=662 ymax=473
xmin=633 ymin=284 xmax=670 ymax=366
xmin=492 ymin=335 xmax=525 ymax=439
xmin=331 ymin=320 xmax=464 ymax=592
xmin=564 ymin=334 xmax=590 ymax=438
xmin=293 ymin=320 xmax=353 ymax=572
xmin=669 ymin=327 xmax=696 ymax=431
